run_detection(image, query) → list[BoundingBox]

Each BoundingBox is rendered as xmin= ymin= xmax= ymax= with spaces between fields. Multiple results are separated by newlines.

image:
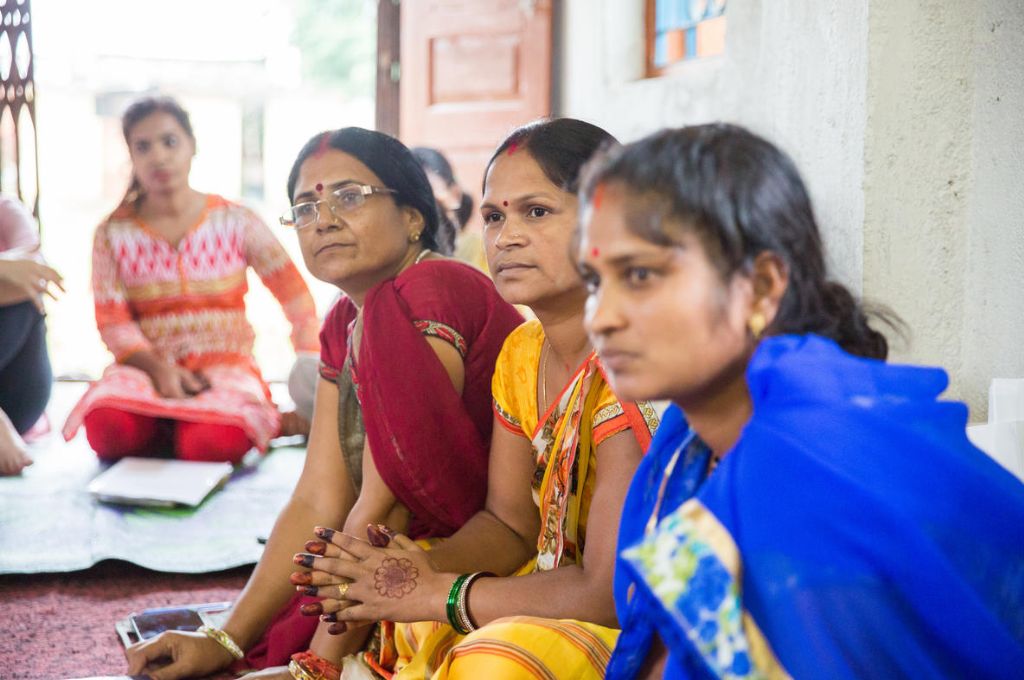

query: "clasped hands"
xmin=151 ymin=363 xmax=210 ymax=399
xmin=290 ymin=524 xmax=448 ymax=633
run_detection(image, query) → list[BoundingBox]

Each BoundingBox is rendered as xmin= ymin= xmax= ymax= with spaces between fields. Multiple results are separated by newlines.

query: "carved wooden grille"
xmin=0 ymin=0 xmax=38 ymax=218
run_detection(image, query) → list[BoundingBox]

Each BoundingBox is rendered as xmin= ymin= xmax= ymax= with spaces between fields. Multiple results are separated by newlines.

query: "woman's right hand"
xmin=150 ymin=364 xmax=209 ymax=399
xmin=124 ymin=630 xmax=235 ymax=680
xmin=0 ymin=254 xmax=64 ymax=313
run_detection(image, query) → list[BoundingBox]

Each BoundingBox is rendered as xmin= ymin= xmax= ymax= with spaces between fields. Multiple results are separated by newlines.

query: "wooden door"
xmin=397 ymin=0 xmax=553 ymax=222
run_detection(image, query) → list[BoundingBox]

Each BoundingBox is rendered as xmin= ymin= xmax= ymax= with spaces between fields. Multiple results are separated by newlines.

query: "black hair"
xmin=581 ymin=123 xmax=895 ymax=360
xmin=411 ymin=146 xmax=455 ymax=184
xmin=120 ymin=95 xmax=195 ymax=206
xmin=483 ymin=118 xmax=618 ymax=196
xmin=412 ymin=146 xmax=474 ymax=232
xmin=430 ymin=210 xmax=456 ymax=256
xmin=122 ymin=95 xmax=195 ymax=144
xmin=287 ymin=128 xmax=441 ymax=253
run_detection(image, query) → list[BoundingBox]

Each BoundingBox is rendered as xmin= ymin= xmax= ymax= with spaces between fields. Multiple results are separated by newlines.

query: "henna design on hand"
xmin=374 ymin=557 xmax=419 ymax=598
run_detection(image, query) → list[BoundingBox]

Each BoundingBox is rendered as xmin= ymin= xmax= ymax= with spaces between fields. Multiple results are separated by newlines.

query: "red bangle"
xmin=289 ymin=650 xmax=341 ymax=680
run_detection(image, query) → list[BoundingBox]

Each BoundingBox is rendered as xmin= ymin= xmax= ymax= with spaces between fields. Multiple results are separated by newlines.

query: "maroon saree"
xmin=355 ymin=259 xmax=522 ymax=537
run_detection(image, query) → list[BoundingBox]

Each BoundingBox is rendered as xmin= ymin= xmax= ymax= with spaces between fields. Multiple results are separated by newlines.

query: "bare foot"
xmin=0 ymin=409 xmax=32 ymax=475
xmin=278 ymin=410 xmax=311 ymax=438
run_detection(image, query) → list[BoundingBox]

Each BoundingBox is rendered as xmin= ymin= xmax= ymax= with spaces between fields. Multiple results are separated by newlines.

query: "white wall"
xmin=961 ymin=0 xmax=1024 ymax=418
xmin=863 ymin=0 xmax=1024 ymax=418
xmin=559 ymin=0 xmax=869 ymax=289
xmin=558 ymin=0 xmax=1024 ymax=419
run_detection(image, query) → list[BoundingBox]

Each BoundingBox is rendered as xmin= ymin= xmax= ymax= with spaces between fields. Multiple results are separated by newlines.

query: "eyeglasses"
xmin=280 ymin=182 xmax=396 ymax=229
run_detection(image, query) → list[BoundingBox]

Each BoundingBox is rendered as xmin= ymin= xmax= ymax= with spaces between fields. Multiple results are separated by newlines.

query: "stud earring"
xmin=748 ymin=312 xmax=767 ymax=339
xmin=409 ymin=232 xmax=421 ymax=243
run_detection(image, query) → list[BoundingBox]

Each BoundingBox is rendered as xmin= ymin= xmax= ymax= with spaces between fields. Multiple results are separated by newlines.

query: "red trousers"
xmin=83 ymin=407 xmax=253 ymax=464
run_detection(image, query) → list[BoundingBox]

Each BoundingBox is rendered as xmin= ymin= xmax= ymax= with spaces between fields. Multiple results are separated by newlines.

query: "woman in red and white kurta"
xmin=63 ymin=97 xmax=319 ymax=463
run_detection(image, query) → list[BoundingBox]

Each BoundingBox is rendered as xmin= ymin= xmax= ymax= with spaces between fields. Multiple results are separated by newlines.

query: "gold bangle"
xmin=197 ymin=624 xmax=244 ymax=660
xmin=288 ymin=659 xmax=321 ymax=680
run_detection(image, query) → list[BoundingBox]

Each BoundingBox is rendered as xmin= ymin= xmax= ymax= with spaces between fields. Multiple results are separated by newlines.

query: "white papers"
xmin=967 ymin=421 xmax=1024 ymax=482
xmin=87 ymin=457 xmax=233 ymax=507
xmin=967 ymin=379 xmax=1024 ymax=483
xmin=989 ymin=378 xmax=1024 ymax=424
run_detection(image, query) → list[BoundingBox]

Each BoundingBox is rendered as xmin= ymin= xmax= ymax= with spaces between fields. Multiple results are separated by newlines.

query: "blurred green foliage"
xmin=291 ymin=0 xmax=376 ymax=97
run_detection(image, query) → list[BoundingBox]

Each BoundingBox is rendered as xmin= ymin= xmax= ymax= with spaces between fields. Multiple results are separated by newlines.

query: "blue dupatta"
xmin=609 ymin=335 xmax=1024 ymax=679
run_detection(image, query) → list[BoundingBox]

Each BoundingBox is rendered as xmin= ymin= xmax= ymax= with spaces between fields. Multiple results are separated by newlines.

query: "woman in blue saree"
xmin=575 ymin=123 xmax=1024 ymax=679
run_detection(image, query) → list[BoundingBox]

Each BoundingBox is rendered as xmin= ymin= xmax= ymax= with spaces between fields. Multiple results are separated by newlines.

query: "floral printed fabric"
xmin=622 ymin=499 xmax=759 ymax=679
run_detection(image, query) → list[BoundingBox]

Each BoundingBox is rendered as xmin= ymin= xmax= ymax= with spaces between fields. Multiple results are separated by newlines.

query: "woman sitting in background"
xmin=413 ymin=146 xmax=486 ymax=272
xmin=0 ymin=195 xmax=62 ymax=475
xmin=63 ymin=96 xmax=319 ymax=463
xmin=297 ymin=118 xmax=659 ymax=680
xmin=124 ymin=127 xmax=522 ymax=680
xmin=577 ymin=123 xmax=1024 ymax=678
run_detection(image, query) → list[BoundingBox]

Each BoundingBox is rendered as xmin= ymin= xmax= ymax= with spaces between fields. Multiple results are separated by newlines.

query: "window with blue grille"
xmin=649 ymin=0 xmax=726 ymax=74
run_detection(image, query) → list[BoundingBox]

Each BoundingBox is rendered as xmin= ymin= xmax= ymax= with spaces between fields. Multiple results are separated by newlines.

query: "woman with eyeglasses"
xmin=577 ymin=124 xmax=1024 ymax=678
xmin=63 ymin=96 xmax=319 ymax=464
xmin=125 ymin=127 xmax=522 ymax=680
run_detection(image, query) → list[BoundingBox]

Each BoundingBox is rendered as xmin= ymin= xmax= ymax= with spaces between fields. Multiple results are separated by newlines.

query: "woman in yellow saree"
xmin=290 ymin=119 xmax=659 ymax=680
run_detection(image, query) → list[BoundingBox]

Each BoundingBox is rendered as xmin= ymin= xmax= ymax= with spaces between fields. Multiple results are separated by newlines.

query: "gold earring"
xmin=748 ymin=312 xmax=767 ymax=339
xmin=409 ymin=232 xmax=421 ymax=243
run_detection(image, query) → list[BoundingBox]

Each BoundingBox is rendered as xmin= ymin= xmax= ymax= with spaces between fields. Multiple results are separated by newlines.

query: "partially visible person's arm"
xmin=302 ymin=440 xmax=405 ymax=664
xmin=460 ymin=429 xmax=643 ymax=626
xmin=417 ymin=420 xmax=539 ymax=576
xmin=242 ymin=210 xmax=321 ymax=353
xmin=0 ymin=195 xmax=39 ymax=252
xmin=0 ymin=197 xmax=60 ymax=310
xmin=0 ymin=253 xmax=63 ymax=310
xmin=223 ymin=378 xmax=357 ymax=643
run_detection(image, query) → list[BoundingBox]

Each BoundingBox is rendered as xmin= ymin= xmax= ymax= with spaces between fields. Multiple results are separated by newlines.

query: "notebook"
xmin=114 ymin=601 xmax=233 ymax=647
xmin=87 ymin=457 xmax=234 ymax=507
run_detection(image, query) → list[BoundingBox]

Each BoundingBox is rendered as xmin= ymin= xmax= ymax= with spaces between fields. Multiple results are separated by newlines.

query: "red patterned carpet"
xmin=0 ymin=560 xmax=250 ymax=680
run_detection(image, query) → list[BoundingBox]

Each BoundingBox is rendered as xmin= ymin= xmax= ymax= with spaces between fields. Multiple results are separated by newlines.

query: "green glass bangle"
xmin=446 ymin=573 xmax=471 ymax=633
xmin=457 ymin=571 xmax=494 ymax=634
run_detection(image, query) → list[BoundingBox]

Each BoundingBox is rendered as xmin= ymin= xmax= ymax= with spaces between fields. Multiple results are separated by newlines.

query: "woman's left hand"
xmin=291 ymin=525 xmax=451 ymax=629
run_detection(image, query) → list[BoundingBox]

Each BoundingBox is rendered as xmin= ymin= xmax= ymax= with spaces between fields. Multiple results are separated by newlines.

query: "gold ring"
xmin=338 ymin=582 xmax=350 ymax=599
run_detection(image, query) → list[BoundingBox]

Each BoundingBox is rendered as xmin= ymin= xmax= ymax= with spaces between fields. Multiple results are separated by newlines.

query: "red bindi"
xmin=591 ymin=247 xmax=600 ymax=257
xmin=592 ymin=182 xmax=606 ymax=210
xmin=502 ymin=200 xmax=509 ymax=207
xmin=315 ymin=183 xmax=324 ymax=193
